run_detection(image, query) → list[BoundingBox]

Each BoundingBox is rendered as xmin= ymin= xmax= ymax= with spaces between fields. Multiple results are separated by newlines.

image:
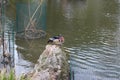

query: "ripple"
xmin=68 ymin=44 xmax=120 ymax=80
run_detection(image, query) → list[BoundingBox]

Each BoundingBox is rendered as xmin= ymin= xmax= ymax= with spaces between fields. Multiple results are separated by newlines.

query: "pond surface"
xmin=47 ymin=0 xmax=120 ymax=80
xmin=5 ymin=0 xmax=120 ymax=80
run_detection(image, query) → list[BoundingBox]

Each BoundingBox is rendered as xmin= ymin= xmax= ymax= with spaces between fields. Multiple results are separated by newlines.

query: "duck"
xmin=47 ymin=34 xmax=64 ymax=45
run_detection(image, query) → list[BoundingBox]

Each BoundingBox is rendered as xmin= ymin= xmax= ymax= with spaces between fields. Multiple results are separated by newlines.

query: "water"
xmin=4 ymin=0 xmax=120 ymax=80
xmin=46 ymin=0 xmax=120 ymax=80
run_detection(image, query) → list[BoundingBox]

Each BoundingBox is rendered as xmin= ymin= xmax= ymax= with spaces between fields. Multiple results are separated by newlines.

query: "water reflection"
xmin=15 ymin=38 xmax=47 ymax=63
xmin=14 ymin=45 xmax=34 ymax=76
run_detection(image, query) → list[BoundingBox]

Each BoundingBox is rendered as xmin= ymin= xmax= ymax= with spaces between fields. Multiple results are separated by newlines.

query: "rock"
xmin=26 ymin=44 xmax=69 ymax=80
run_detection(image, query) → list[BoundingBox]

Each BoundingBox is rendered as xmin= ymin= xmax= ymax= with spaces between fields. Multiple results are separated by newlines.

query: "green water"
xmin=5 ymin=0 xmax=120 ymax=80
xmin=46 ymin=0 xmax=120 ymax=80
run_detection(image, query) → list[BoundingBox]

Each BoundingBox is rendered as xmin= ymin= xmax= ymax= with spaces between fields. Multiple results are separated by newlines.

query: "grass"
xmin=0 ymin=69 xmax=30 ymax=80
xmin=0 ymin=70 xmax=15 ymax=80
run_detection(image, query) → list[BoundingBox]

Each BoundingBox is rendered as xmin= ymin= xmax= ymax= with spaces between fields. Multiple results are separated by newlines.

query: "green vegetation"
xmin=0 ymin=70 xmax=29 ymax=80
xmin=0 ymin=70 xmax=15 ymax=80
